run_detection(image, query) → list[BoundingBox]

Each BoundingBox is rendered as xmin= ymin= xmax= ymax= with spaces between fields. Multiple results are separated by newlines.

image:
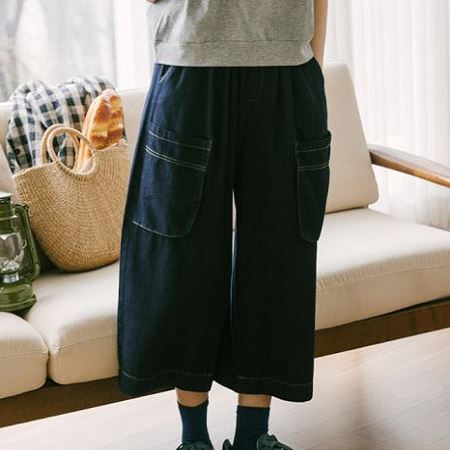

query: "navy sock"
xmin=232 ymin=405 xmax=270 ymax=450
xmin=177 ymin=398 xmax=212 ymax=445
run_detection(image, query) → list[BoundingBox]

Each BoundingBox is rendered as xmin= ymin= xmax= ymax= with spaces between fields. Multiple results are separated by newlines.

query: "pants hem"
xmin=118 ymin=367 xmax=213 ymax=397
xmin=118 ymin=365 xmax=313 ymax=403
xmin=213 ymin=363 xmax=314 ymax=403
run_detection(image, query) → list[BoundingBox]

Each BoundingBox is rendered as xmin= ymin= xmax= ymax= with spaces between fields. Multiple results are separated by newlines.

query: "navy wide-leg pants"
xmin=117 ymin=57 xmax=332 ymax=402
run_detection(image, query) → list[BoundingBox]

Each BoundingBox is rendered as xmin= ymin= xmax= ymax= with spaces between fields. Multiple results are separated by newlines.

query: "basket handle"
xmin=40 ymin=124 xmax=77 ymax=165
xmin=41 ymin=124 xmax=98 ymax=165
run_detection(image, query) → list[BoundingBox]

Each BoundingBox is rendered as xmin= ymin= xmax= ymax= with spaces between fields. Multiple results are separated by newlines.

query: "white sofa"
xmin=1 ymin=62 xmax=450 ymax=424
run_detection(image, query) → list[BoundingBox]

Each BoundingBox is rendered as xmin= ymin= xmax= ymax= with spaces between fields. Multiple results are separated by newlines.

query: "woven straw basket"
xmin=12 ymin=123 xmax=131 ymax=272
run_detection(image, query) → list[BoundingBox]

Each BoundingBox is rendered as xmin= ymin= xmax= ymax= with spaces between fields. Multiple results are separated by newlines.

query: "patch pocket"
xmin=132 ymin=120 xmax=212 ymax=238
xmin=294 ymin=130 xmax=332 ymax=242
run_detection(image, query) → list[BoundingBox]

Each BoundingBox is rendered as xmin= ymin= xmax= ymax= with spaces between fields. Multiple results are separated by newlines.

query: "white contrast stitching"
xmin=120 ymin=367 xmax=213 ymax=381
xmin=218 ymin=364 xmax=313 ymax=386
xmin=297 ymin=161 xmax=329 ymax=171
xmin=145 ymin=145 xmax=207 ymax=171
xmin=148 ymin=129 xmax=212 ymax=151
xmin=132 ymin=220 xmax=190 ymax=238
xmin=295 ymin=142 xmax=330 ymax=153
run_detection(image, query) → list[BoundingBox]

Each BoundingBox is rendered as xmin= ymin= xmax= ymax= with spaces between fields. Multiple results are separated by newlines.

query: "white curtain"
xmin=327 ymin=0 xmax=450 ymax=232
xmin=0 ymin=0 xmax=152 ymax=99
xmin=0 ymin=0 xmax=115 ymax=101
xmin=112 ymin=0 xmax=152 ymax=90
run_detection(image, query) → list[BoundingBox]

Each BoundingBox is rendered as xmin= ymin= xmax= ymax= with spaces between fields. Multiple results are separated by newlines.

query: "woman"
xmin=117 ymin=1 xmax=331 ymax=449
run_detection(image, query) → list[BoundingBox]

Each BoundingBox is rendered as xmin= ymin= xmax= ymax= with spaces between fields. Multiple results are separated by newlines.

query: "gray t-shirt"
xmin=147 ymin=0 xmax=315 ymax=66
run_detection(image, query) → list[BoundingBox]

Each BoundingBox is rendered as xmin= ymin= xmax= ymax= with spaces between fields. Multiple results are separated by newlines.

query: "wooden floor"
xmin=1 ymin=327 xmax=450 ymax=450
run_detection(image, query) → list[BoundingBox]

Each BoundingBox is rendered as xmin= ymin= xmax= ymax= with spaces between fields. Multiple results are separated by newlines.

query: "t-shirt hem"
xmin=151 ymin=40 xmax=315 ymax=67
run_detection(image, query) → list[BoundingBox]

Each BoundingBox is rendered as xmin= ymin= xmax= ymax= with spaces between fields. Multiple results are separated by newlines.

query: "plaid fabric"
xmin=5 ymin=75 xmax=117 ymax=174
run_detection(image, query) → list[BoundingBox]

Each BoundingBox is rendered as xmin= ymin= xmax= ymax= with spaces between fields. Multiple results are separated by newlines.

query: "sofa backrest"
xmin=324 ymin=61 xmax=379 ymax=212
xmin=0 ymin=61 xmax=378 ymax=212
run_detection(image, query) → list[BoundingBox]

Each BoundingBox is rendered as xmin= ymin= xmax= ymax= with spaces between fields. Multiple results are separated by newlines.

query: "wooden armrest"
xmin=368 ymin=143 xmax=450 ymax=188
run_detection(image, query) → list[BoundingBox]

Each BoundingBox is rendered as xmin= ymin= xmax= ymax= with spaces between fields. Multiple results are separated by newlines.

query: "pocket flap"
xmin=146 ymin=120 xmax=212 ymax=170
xmin=295 ymin=129 xmax=332 ymax=153
xmin=295 ymin=130 xmax=332 ymax=169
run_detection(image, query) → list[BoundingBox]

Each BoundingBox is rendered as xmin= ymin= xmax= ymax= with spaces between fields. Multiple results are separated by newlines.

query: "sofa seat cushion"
xmin=23 ymin=262 xmax=120 ymax=384
xmin=0 ymin=312 xmax=48 ymax=399
xmin=317 ymin=207 xmax=450 ymax=329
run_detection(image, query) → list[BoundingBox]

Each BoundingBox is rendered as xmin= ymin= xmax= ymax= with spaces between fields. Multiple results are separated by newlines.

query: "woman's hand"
xmin=311 ymin=0 xmax=328 ymax=68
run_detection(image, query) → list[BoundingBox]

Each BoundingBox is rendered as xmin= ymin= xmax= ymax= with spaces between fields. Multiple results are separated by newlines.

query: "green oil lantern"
xmin=0 ymin=191 xmax=40 ymax=312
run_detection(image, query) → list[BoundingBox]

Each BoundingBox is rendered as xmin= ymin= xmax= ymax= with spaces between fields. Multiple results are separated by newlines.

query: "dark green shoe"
xmin=221 ymin=439 xmax=233 ymax=450
xmin=221 ymin=432 xmax=293 ymax=449
xmin=176 ymin=440 xmax=215 ymax=450
xmin=256 ymin=433 xmax=293 ymax=449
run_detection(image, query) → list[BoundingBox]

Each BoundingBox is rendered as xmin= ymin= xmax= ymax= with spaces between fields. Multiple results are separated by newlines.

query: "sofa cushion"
xmin=117 ymin=87 xmax=147 ymax=157
xmin=324 ymin=62 xmax=379 ymax=213
xmin=0 ymin=312 xmax=48 ymax=399
xmin=23 ymin=262 xmax=120 ymax=384
xmin=316 ymin=207 xmax=450 ymax=329
xmin=0 ymin=101 xmax=12 ymax=155
xmin=0 ymin=141 xmax=17 ymax=201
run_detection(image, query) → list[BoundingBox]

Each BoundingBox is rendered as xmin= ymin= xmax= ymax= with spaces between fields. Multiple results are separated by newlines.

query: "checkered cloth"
xmin=5 ymin=75 xmax=116 ymax=174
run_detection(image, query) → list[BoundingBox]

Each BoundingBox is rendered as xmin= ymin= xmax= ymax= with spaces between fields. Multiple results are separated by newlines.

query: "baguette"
xmin=74 ymin=89 xmax=125 ymax=172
